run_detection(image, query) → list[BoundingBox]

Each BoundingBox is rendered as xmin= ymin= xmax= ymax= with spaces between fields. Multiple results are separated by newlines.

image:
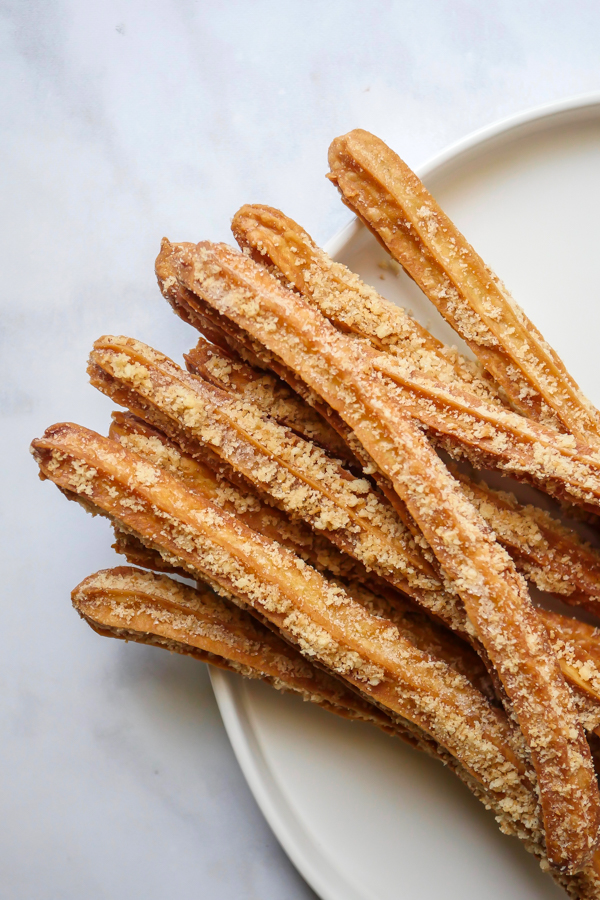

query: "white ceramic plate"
xmin=211 ymin=94 xmax=600 ymax=900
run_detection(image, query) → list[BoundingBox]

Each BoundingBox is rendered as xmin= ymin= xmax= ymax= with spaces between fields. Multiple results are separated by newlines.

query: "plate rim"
xmin=210 ymin=90 xmax=600 ymax=900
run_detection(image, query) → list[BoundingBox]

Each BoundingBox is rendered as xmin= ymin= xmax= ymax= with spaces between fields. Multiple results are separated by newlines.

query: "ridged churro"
xmin=155 ymin=237 xmax=600 ymax=872
xmin=229 ymin=206 xmax=600 ymax=515
xmin=28 ymin=116 xmax=600 ymax=896
xmin=232 ymin=203 xmax=501 ymax=403
xmin=32 ymin=423 xmax=543 ymax=838
xmin=108 ymin=411 xmax=362 ymax=581
xmin=186 ymin=333 xmax=600 ymax=617
xmin=184 ymin=336 xmax=355 ymax=464
xmin=327 ymin=129 xmax=600 ymax=444
xmin=89 ymin=336 xmax=466 ymax=632
xmin=454 ymin=472 xmax=600 ymax=614
xmin=71 ymin=566 xmax=554 ymax=857
xmin=73 ymin=565 xmax=413 ymax=728
xmin=108 ymin=406 xmax=600 ymax=720
xmin=105 ymin=417 xmax=495 ymax=701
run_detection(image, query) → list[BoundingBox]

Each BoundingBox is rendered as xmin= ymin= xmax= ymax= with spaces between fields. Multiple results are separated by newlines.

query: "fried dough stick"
xmin=161 ymin=237 xmax=600 ymax=518
xmin=156 ymin=238 xmax=600 ymax=873
xmin=537 ymin=609 xmax=600 ymax=708
xmin=108 ymin=412 xmax=362 ymax=582
xmin=31 ymin=424 xmax=541 ymax=841
xmin=327 ymin=129 xmax=600 ymax=444
xmin=89 ymin=336 xmax=467 ymax=633
xmin=229 ymin=207 xmax=600 ymax=516
xmin=159 ymin=249 xmax=359 ymax=451
xmin=107 ymin=412 xmax=497 ymax=701
xmin=71 ymin=567 xmax=600 ymax=899
xmin=231 ymin=203 xmax=502 ymax=403
xmin=73 ymin=566 xmax=418 ymax=730
xmin=187 ymin=334 xmax=600 ymax=617
xmin=70 ymin=567 xmax=557 ymax=864
xmin=182 ymin=333 xmax=354 ymax=463
xmin=454 ymin=472 xmax=600 ymax=614
xmin=73 ymin=566 xmax=496 ymax=769
xmin=107 ymin=409 xmax=600 ymax=722
xmin=160 ymin=239 xmax=437 ymax=536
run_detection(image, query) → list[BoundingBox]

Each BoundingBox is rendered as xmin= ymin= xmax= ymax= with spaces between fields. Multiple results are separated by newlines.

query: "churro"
xmin=232 ymin=203 xmax=501 ymax=403
xmin=32 ymin=423 xmax=543 ymax=835
xmin=186 ymin=333 xmax=600 ymax=616
xmin=156 ymin=237 xmax=600 ymax=871
xmin=327 ymin=129 xmax=600 ymax=444
xmin=108 ymin=405 xmax=600 ymax=719
xmin=162 ymin=239 xmax=600 ymax=517
xmin=232 ymin=207 xmax=600 ymax=514
xmin=454 ymin=472 xmax=600 ymax=614
xmin=184 ymin=336 xmax=355 ymax=464
xmin=72 ymin=566 xmax=561 ymax=864
xmin=89 ymin=336 xmax=466 ymax=631
xmin=73 ymin=565 xmax=413 ymax=728
xmin=108 ymin=411 xmax=362 ymax=582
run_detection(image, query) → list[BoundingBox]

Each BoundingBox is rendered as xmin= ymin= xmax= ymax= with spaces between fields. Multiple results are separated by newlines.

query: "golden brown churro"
xmin=32 ymin=423 xmax=543 ymax=837
xmin=73 ymin=565 xmax=413 ymax=728
xmin=108 ymin=412 xmax=362 ymax=582
xmin=185 ymin=333 xmax=600 ymax=617
xmin=156 ymin=237 xmax=600 ymax=872
xmin=73 ymin=565 xmax=503 ymax=772
xmin=453 ymin=472 xmax=600 ymax=614
xmin=107 ymin=416 xmax=495 ymax=700
xmin=537 ymin=609 xmax=600 ymax=707
xmin=162 ymin=236 xmax=600 ymax=517
xmin=184 ymin=336 xmax=355 ymax=464
xmin=33 ymin=424 xmax=600 ymax=894
xmin=89 ymin=336 xmax=467 ymax=632
xmin=71 ymin=566 xmax=559 ymax=856
xmin=107 ymin=405 xmax=600 ymax=719
xmin=327 ymin=129 xmax=600 ymax=443
xmin=228 ymin=206 xmax=600 ymax=514
xmin=232 ymin=203 xmax=501 ymax=403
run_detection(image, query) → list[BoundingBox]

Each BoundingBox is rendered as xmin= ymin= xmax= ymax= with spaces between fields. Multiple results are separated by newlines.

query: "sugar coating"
xmin=155 ymin=237 xmax=600 ymax=873
xmin=32 ymin=423 xmax=542 ymax=844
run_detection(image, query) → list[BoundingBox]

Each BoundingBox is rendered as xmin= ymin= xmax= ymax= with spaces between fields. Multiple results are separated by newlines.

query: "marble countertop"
xmin=2 ymin=2 xmax=600 ymax=897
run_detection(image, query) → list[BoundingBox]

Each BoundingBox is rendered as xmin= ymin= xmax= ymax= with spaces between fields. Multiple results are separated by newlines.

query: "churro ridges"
xmin=109 ymin=402 xmax=600 ymax=719
xmin=90 ymin=335 xmax=467 ymax=629
xmin=194 ymin=334 xmax=600 ymax=616
xmin=157 ymin=238 xmax=600 ymax=872
xmin=109 ymin=413 xmax=496 ymax=705
xmin=327 ymin=129 xmax=600 ymax=445
xmin=185 ymin=337 xmax=354 ymax=463
xmin=71 ymin=566 xmax=548 ymax=855
xmin=72 ymin=565 xmax=402 ymax=726
xmin=112 ymin=527 xmax=190 ymax=578
xmin=453 ymin=471 xmax=600 ymax=613
xmin=32 ymin=423 xmax=541 ymax=834
xmin=371 ymin=354 xmax=600 ymax=514
xmin=71 ymin=566 xmax=600 ymax=897
xmin=232 ymin=203 xmax=501 ymax=402
xmin=108 ymin=411 xmax=371 ymax=583
xmin=161 ymin=242 xmax=600 ymax=517
xmin=537 ymin=609 xmax=600 ymax=705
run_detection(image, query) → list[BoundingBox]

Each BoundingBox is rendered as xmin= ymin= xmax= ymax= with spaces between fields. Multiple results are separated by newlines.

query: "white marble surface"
xmin=3 ymin=2 xmax=600 ymax=897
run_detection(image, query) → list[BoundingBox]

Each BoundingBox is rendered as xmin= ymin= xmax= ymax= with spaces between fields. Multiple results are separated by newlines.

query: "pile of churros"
xmin=31 ymin=129 xmax=600 ymax=897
